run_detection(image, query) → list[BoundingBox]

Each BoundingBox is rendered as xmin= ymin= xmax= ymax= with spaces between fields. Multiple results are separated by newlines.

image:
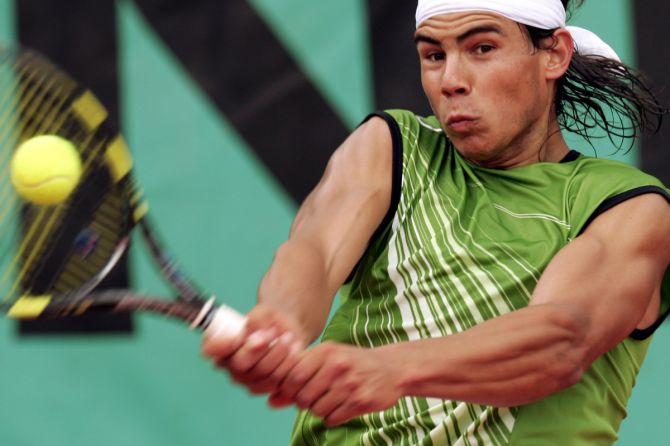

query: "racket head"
xmin=0 ymin=45 xmax=144 ymax=318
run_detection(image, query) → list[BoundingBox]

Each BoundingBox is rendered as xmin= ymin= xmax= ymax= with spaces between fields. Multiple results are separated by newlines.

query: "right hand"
xmin=202 ymin=303 xmax=305 ymax=395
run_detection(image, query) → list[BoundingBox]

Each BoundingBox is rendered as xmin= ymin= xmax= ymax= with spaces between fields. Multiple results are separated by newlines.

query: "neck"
xmin=468 ymin=116 xmax=570 ymax=169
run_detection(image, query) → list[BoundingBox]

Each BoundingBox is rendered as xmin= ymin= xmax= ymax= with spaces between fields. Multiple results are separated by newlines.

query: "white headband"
xmin=416 ymin=0 xmax=620 ymax=61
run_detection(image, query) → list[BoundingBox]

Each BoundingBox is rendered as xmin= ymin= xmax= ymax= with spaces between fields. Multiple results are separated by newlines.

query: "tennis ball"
xmin=10 ymin=135 xmax=82 ymax=205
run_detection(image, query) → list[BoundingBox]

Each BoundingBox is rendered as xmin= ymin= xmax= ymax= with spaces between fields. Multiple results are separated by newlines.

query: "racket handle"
xmin=204 ymin=304 xmax=247 ymax=339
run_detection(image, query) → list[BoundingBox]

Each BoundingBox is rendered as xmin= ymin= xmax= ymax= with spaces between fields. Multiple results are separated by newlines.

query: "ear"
xmin=545 ymin=28 xmax=573 ymax=80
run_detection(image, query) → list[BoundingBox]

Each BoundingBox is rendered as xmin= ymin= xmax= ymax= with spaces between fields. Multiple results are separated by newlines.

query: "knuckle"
xmin=286 ymin=370 xmax=307 ymax=387
xmin=330 ymin=358 xmax=352 ymax=374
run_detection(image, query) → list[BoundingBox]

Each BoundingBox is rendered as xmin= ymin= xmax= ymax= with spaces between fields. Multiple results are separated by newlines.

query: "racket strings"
xmin=0 ymin=55 xmax=77 ymax=300
xmin=0 ymin=47 xmax=204 ymax=323
xmin=0 ymin=57 xmax=58 ymax=216
xmin=41 ymin=107 xmax=134 ymax=297
xmin=51 ymin=191 xmax=129 ymax=294
xmin=1 ymin=58 xmax=88 ymax=297
xmin=0 ymin=48 xmax=133 ymax=306
xmin=0 ymin=54 xmax=76 ymax=248
xmin=16 ymin=149 xmax=129 ymax=296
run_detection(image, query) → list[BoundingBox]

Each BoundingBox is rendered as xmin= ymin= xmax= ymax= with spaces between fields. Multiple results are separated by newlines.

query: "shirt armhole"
xmin=577 ymin=186 xmax=670 ymax=340
xmin=343 ymin=111 xmax=403 ymax=284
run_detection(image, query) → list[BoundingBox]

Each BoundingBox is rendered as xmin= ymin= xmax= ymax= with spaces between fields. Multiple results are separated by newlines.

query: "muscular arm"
xmin=257 ymin=116 xmax=394 ymax=344
xmin=201 ymin=116 xmax=394 ymax=393
xmin=398 ymin=194 xmax=670 ymax=405
xmin=280 ymin=193 xmax=670 ymax=425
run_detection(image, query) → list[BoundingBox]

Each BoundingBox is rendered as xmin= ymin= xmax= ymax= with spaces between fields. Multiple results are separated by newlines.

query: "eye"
xmin=424 ymin=51 xmax=445 ymax=62
xmin=474 ymin=44 xmax=495 ymax=55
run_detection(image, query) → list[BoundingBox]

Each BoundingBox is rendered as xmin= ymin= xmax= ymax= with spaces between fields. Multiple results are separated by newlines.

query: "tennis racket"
xmin=0 ymin=44 xmax=245 ymax=338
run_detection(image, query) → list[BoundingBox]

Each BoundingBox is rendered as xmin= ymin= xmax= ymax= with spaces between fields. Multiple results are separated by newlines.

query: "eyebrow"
xmin=414 ymin=35 xmax=440 ymax=46
xmin=414 ymin=24 xmax=505 ymax=46
xmin=457 ymin=25 xmax=505 ymax=42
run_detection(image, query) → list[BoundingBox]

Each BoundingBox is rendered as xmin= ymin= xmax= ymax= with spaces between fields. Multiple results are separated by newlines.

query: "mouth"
xmin=446 ymin=115 xmax=479 ymax=133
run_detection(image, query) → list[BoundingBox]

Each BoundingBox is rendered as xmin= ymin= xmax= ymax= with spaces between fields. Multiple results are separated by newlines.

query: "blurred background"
xmin=0 ymin=0 xmax=668 ymax=444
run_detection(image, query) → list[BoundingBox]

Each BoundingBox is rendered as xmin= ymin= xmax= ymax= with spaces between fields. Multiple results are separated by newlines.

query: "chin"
xmin=452 ymin=141 xmax=507 ymax=167
xmin=450 ymin=136 xmax=489 ymax=158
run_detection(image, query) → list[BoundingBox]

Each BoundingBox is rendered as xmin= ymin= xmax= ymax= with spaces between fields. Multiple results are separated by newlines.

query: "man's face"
xmin=415 ymin=12 xmax=554 ymax=167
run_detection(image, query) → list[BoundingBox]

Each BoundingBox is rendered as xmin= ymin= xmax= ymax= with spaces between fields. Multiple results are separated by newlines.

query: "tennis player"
xmin=203 ymin=0 xmax=670 ymax=444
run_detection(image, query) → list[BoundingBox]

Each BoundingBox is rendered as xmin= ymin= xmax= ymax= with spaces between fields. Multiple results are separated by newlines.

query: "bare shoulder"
xmin=327 ymin=116 xmax=393 ymax=181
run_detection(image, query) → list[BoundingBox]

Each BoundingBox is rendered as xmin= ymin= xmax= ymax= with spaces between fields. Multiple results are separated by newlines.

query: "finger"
xmin=241 ymin=343 xmax=290 ymax=385
xmin=245 ymin=337 xmax=303 ymax=392
xmin=310 ymin=388 xmax=349 ymax=421
xmin=217 ymin=336 xmax=299 ymax=372
xmin=201 ymin=330 xmax=244 ymax=359
xmin=292 ymin=363 xmax=337 ymax=410
xmin=226 ymin=328 xmax=277 ymax=373
xmin=268 ymin=391 xmax=294 ymax=408
xmin=324 ymin=395 xmax=374 ymax=427
xmin=278 ymin=351 xmax=322 ymax=401
xmin=234 ymin=334 xmax=297 ymax=386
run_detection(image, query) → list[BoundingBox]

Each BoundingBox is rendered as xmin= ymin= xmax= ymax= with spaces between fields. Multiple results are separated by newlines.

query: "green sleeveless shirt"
xmin=291 ymin=110 xmax=670 ymax=446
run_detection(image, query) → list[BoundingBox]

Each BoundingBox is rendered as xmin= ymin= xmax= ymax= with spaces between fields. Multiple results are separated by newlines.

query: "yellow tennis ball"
xmin=10 ymin=135 xmax=82 ymax=205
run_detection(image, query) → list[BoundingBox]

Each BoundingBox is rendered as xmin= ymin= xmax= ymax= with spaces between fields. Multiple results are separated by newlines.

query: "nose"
xmin=441 ymin=57 xmax=471 ymax=97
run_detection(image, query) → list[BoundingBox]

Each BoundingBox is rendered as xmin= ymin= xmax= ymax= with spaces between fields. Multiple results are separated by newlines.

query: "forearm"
xmin=258 ymin=239 xmax=340 ymax=344
xmin=256 ymin=118 xmax=392 ymax=345
xmin=386 ymin=303 xmax=587 ymax=407
xmin=390 ymin=211 xmax=668 ymax=407
xmin=274 ymin=198 xmax=670 ymax=424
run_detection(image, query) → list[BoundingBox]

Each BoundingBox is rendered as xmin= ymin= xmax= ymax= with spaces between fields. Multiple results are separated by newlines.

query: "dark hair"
xmin=526 ymin=0 xmax=666 ymax=152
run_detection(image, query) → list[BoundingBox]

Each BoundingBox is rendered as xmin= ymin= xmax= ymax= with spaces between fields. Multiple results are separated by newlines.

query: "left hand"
xmin=271 ymin=341 xmax=405 ymax=426
xmin=202 ymin=303 xmax=305 ymax=395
